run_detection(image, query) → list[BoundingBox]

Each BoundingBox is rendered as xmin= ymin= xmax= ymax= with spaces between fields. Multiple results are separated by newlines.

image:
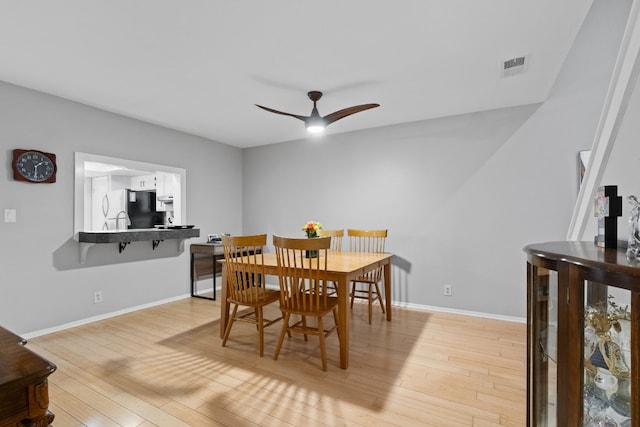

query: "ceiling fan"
xmin=255 ymin=91 xmax=380 ymax=133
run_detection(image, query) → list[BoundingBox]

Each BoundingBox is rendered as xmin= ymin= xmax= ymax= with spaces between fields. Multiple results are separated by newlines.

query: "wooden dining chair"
xmin=221 ymin=234 xmax=282 ymax=357
xmin=272 ymin=234 xmax=339 ymax=371
xmin=317 ymin=229 xmax=344 ymax=251
xmin=317 ymin=229 xmax=343 ymax=295
xmin=347 ymin=229 xmax=388 ymax=324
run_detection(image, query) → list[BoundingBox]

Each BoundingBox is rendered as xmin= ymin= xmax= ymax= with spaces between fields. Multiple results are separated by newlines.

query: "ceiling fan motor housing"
xmin=307 ymin=91 xmax=323 ymax=102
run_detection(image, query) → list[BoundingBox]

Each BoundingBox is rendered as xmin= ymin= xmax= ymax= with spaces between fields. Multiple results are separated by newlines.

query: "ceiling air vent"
xmin=501 ymin=55 xmax=529 ymax=77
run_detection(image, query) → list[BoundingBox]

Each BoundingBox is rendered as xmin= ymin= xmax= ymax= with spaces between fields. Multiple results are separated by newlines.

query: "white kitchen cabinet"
xmin=131 ymin=174 xmax=157 ymax=191
xmin=155 ymin=172 xmax=177 ymax=212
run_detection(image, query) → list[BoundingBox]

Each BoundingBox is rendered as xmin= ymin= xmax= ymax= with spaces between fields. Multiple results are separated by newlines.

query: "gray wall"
xmin=242 ymin=0 xmax=631 ymax=318
xmin=0 ymin=82 xmax=243 ymax=335
xmin=0 ymin=0 xmax=630 ymax=335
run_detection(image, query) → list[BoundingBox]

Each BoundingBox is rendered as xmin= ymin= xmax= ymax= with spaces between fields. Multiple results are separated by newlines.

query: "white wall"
xmin=601 ymin=64 xmax=640 ymax=239
xmin=0 ymin=81 xmax=243 ymax=335
xmin=242 ymin=0 xmax=632 ymax=318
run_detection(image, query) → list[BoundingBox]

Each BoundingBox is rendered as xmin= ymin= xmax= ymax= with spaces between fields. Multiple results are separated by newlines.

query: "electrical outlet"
xmin=93 ymin=291 xmax=103 ymax=304
xmin=444 ymin=285 xmax=452 ymax=296
xmin=4 ymin=209 xmax=16 ymax=223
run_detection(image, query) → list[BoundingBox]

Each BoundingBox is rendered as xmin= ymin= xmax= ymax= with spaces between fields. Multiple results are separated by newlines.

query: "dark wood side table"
xmin=0 ymin=326 xmax=56 ymax=427
xmin=190 ymin=242 xmax=223 ymax=300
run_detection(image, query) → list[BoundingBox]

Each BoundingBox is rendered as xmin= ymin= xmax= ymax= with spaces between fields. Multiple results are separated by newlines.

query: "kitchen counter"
xmin=78 ymin=227 xmax=200 ymax=243
xmin=77 ymin=228 xmax=200 ymax=263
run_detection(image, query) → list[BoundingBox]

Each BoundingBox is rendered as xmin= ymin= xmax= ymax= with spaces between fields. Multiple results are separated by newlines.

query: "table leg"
xmin=338 ymin=276 xmax=349 ymax=369
xmin=190 ymin=252 xmax=196 ymax=297
xmin=384 ymin=261 xmax=392 ymax=321
xmin=219 ymin=262 xmax=230 ymax=338
xmin=212 ymin=254 xmax=217 ymax=301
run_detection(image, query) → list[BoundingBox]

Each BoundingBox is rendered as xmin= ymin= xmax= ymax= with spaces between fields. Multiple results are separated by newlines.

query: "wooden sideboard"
xmin=0 ymin=326 xmax=56 ymax=427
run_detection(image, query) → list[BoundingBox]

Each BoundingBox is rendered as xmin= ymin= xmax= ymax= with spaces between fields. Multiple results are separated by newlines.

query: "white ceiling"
xmin=0 ymin=1 xmax=593 ymax=148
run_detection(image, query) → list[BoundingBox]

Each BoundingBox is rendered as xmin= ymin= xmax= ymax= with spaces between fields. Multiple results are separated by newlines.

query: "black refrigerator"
xmin=126 ymin=190 xmax=166 ymax=229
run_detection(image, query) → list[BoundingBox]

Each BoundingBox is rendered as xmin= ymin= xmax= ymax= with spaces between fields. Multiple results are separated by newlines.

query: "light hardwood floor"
xmin=28 ymin=297 xmax=526 ymax=426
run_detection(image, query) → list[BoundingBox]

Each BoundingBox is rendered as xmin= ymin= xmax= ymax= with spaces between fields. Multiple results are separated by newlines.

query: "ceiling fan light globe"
xmin=306 ymin=125 xmax=325 ymax=134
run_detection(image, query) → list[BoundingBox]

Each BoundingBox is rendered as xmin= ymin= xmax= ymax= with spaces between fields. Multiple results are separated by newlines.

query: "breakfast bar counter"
xmin=77 ymin=228 xmax=200 ymax=263
xmin=78 ymin=227 xmax=200 ymax=243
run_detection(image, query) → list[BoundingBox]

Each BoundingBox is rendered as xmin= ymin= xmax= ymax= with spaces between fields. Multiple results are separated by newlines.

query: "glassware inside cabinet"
xmin=583 ymin=282 xmax=632 ymax=427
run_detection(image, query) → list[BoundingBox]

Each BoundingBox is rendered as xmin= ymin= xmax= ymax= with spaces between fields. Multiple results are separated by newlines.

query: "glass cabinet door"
xmin=529 ymin=265 xmax=558 ymax=427
xmin=583 ymin=282 xmax=632 ymax=427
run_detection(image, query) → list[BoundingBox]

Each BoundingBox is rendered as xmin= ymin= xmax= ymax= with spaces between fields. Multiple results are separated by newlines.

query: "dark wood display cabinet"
xmin=525 ymin=241 xmax=639 ymax=427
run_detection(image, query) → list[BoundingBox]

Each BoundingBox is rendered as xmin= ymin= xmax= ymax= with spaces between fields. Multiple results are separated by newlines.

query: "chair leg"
xmin=332 ymin=307 xmax=340 ymax=340
xmin=274 ymin=312 xmax=290 ymax=361
xmin=368 ymin=284 xmax=373 ymax=324
xmin=374 ymin=282 xmax=386 ymax=313
xmin=317 ymin=315 xmax=327 ymax=371
xmin=350 ymin=282 xmax=356 ymax=308
xmin=284 ymin=312 xmax=292 ymax=338
xmin=257 ymin=307 xmax=264 ymax=357
xmin=302 ymin=315 xmax=308 ymax=341
xmin=255 ymin=308 xmax=260 ymax=330
xmin=222 ymin=304 xmax=239 ymax=347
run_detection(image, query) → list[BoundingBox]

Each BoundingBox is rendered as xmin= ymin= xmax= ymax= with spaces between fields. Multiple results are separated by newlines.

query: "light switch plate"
xmin=4 ymin=209 xmax=16 ymax=223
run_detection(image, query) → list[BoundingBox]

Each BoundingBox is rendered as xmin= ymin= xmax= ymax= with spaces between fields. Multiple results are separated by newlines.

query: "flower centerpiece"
xmin=301 ymin=220 xmax=322 ymax=238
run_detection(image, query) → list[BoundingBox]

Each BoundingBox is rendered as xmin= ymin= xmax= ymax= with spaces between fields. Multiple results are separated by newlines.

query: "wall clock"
xmin=12 ymin=149 xmax=57 ymax=183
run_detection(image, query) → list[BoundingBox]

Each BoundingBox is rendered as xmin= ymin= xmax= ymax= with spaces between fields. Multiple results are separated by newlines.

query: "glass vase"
xmin=305 ymin=232 xmax=318 ymax=257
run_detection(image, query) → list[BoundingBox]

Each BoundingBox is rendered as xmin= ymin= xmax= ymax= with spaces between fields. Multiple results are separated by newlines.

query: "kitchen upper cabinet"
xmin=155 ymin=174 xmax=167 ymax=212
xmin=131 ymin=174 xmax=157 ymax=191
xmin=158 ymin=172 xmax=176 ymax=198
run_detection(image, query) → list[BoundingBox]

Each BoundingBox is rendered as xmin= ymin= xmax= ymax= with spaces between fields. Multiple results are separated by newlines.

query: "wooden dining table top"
xmin=219 ymin=249 xmax=394 ymax=369
xmin=225 ymin=250 xmax=391 ymax=274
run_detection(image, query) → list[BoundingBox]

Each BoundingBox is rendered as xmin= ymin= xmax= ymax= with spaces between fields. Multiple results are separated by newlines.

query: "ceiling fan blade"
xmin=322 ymin=103 xmax=380 ymax=125
xmin=255 ymin=104 xmax=307 ymax=122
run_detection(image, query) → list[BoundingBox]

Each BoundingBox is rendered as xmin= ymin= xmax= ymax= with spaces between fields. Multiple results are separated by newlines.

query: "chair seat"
xmin=228 ymin=288 xmax=280 ymax=307
xmin=352 ymin=276 xmax=377 ymax=285
xmin=279 ymin=295 xmax=338 ymax=316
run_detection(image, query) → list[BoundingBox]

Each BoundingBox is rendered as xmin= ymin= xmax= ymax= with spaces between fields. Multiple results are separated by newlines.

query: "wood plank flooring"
xmin=28 ymin=297 xmax=526 ymax=426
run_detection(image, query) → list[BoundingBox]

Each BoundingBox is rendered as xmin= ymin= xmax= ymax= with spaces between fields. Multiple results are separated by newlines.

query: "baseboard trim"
xmin=22 ymin=289 xmax=525 ymax=339
xmin=393 ymin=301 xmax=525 ymax=324
xmin=22 ymin=293 xmax=192 ymax=339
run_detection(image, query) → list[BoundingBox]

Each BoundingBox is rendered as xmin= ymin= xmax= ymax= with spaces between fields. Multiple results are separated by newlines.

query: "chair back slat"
xmin=317 ymin=229 xmax=344 ymax=252
xmin=273 ymin=235 xmax=331 ymax=314
xmin=348 ymin=229 xmax=387 ymax=282
xmin=222 ymin=234 xmax=267 ymax=304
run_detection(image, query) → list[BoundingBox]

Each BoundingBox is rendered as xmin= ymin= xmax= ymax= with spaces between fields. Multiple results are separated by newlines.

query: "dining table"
xmin=219 ymin=250 xmax=394 ymax=369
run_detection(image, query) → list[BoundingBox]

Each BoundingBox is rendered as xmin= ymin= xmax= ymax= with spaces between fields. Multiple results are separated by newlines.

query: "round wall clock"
xmin=12 ymin=149 xmax=57 ymax=183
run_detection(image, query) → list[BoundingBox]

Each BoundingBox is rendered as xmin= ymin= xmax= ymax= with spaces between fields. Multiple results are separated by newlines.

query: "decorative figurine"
xmin=594 ymin=185 xmax=622 ymax=248
xmin=584 ymin=299 xmax=632 ymax=419
xmin=626 ymin=195 xmax=640 ymax=260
